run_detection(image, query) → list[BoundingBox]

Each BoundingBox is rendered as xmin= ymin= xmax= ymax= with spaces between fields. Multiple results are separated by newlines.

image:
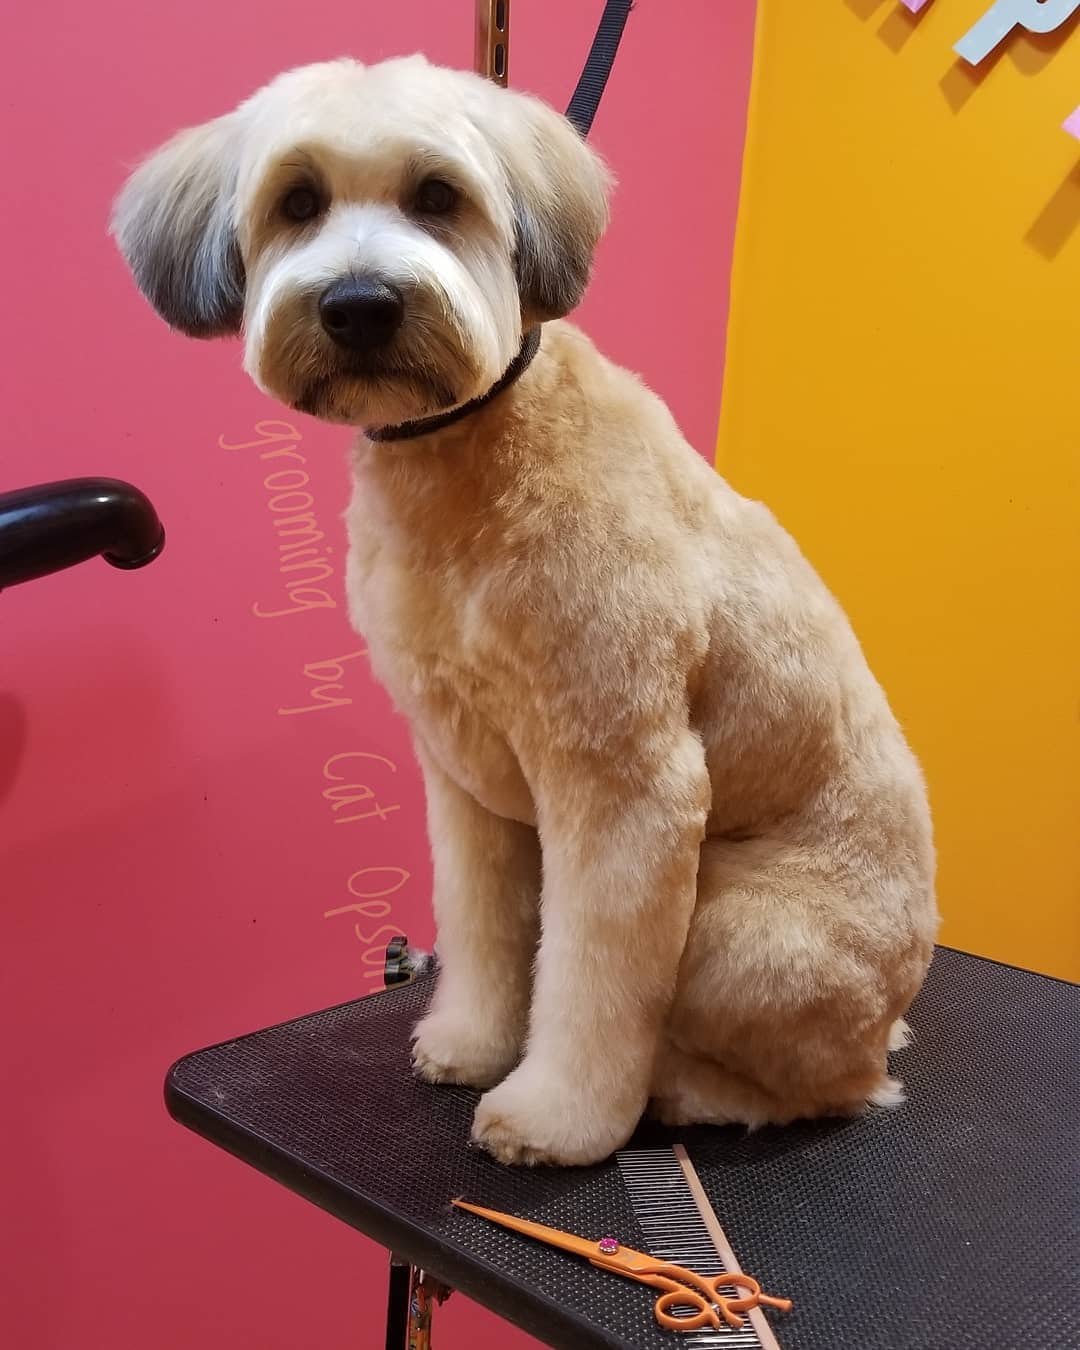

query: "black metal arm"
xmin=0 ymin=478 xmax=165 ymax=591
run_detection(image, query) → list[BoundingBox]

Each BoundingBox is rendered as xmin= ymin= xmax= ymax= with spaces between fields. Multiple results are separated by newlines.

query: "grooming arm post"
xmin=475 ymin=0 xmax=509 ymax=86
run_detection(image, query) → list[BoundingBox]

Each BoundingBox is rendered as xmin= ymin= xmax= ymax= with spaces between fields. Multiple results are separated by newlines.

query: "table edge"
xmin=164 ymin=1070 xmax=635 ymax=1350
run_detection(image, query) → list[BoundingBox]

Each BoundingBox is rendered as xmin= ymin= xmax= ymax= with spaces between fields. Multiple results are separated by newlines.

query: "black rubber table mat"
xmin=166 ymin=947 xmax=1079 ymax=1350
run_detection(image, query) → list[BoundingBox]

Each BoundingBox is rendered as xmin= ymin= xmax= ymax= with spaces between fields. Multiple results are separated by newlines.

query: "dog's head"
xmin=111 ymin=57 xmax=611 ymax=426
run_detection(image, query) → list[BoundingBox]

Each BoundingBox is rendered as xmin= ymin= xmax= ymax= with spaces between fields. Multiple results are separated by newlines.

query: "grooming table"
xmin=166 ymin=947 xmax=1078 ymax=1350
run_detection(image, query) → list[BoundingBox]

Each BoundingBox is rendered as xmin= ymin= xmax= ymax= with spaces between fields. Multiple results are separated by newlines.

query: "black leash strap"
xmin=564 ymin=0 xmax=633 ymax=137
xmin=365 ymin=327 xmax=542 ymax=442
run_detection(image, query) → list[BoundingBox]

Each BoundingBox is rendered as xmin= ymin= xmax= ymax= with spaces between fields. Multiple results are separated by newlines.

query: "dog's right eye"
xmin=281 ymin=187 xmax=322 ymax=223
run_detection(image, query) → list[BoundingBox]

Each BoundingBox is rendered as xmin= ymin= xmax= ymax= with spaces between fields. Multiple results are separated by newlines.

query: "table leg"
xmin=385 ymin=1256 xmax=412 ymax=1350
xmin=386 ymin=1255 xmax=452 ymax=1350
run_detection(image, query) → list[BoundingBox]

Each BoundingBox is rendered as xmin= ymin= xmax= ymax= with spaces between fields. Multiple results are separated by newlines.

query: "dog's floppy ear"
xmin=111 ymin=114 xmax=245 ymax=338
xmin=489 ymin=90 xmax=612 ymax=323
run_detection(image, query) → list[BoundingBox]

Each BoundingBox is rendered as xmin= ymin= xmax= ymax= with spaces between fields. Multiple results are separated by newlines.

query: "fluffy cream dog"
xmin=113 ymin=56 xmax=937 ymax=1166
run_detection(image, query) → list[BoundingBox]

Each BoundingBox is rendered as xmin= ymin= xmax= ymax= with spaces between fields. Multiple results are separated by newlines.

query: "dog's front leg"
xmin=472 ymin=730 xmax=709 ymax=1165
xmin=411 ymin=747 xmax=541 ymax=1089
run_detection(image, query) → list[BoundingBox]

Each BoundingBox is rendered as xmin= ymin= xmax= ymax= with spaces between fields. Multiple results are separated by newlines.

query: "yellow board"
xmin=718 ymin=0 xmax=1080 ymax=980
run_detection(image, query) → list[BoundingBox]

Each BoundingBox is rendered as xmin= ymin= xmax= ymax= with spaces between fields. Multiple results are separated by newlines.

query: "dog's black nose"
xmin=318 ymin=278 xmax=404 ymax=352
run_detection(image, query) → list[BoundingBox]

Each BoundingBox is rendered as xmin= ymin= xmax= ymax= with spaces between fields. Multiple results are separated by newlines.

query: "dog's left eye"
xmin=282 ymin=187 xmax=322 ymax=222
xmin=414 ymin=179 xmax=458 ymax=215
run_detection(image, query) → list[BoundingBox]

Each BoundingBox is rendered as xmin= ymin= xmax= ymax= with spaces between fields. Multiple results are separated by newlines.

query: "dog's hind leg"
xmin=649 ymin=1043 xmax=780 ymax=1128
xmin=654 ymin=833 xmax=934 ymax=1127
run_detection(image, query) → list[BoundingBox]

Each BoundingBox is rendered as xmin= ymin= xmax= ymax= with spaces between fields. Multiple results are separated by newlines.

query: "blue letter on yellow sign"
xmin=955 ymin=0 xmax=1080 ymax=64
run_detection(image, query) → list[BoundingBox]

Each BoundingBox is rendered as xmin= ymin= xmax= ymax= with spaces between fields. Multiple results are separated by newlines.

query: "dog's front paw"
xmin=472 ymin=1064 xmax=636 ymax=1166
xmin=411 ymin=1008 xmax=520 ymax=1090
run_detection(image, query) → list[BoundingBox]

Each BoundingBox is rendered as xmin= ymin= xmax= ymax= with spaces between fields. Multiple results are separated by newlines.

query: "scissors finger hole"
xmin=653 ymin=1289 xmax=717 ymax=1330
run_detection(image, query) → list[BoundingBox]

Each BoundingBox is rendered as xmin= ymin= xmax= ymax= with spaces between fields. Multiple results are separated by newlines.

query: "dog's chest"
xmin=345 ymin=486 xmax=536 ymax=825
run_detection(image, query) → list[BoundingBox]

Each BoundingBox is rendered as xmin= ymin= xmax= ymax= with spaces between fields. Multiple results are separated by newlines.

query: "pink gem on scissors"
xmin=597 ymin=1237 xmax=620 ymax=1255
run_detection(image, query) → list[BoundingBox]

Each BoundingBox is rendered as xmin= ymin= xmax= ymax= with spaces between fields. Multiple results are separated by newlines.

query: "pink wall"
xmin=0 ymin=4 xmax=755 ymax=1348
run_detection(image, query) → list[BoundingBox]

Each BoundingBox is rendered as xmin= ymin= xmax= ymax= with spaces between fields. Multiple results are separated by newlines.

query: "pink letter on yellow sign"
xmin=1064 ymin=106 xmax=1080 ymax=139
xmin=899 ymin=0 xmax=933 ymax=12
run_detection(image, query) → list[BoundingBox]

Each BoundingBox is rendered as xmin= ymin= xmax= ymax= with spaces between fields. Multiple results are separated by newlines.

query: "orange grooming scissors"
xmin=452 ymin=1199 xmax=792 ymax=1333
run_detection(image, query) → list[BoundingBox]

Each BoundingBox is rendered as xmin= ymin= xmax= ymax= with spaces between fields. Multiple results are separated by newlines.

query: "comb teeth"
xmin=616 ymin=1149 xmax=765 ymax=1347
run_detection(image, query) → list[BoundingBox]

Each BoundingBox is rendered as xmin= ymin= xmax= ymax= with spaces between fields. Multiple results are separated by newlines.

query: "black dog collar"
xmin=364 ymin=326 xmax=542 ymax=443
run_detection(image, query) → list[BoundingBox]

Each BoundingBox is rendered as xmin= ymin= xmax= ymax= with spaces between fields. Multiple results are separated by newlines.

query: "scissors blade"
xmin=453 ymin=1199 xmax=632 ymax=1265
